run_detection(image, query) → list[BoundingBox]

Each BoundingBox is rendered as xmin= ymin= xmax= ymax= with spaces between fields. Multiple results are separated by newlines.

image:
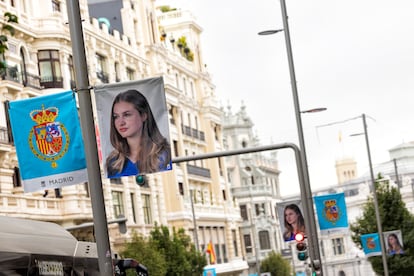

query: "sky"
xmin=156 ymin=0 xmax=414 ymax=196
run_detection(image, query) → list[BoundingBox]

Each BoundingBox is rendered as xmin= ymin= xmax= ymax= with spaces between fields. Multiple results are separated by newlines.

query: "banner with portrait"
xmin=314 ymin=192 xmax=349 ymax=234
xmin=384 ymin=230 xmax=404 ymax=255
xmin=8 ymin=91 xmax=88 ymax=192
xmin=360 ymin=233 xmax=382 ymax=257
xmin=94 ymin=77 xmax=172 ymax=178
xmin=276 ymin=200 xmax=306 ymax=242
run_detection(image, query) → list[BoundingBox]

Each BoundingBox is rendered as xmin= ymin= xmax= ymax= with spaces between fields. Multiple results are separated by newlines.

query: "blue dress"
xmin=108 ymin=151 xmax=172 ymax=178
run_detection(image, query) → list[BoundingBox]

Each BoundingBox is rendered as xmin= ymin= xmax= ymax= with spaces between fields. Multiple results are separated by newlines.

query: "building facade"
xmin=222 ymin=103 xmax=284 ymax=275
xmin=0 ymin=0 xmax=247 ymax=274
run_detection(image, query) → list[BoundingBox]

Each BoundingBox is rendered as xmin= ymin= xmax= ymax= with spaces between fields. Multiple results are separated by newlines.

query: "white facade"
xmin=222 ymin=103 xmax=285 ymax=275
xmin=0 ymin=0 xmax=247 ymax=274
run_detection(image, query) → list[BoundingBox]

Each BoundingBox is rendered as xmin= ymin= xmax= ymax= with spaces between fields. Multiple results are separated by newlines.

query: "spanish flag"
xmin=206 ymin=241 xmax=216 ymax=264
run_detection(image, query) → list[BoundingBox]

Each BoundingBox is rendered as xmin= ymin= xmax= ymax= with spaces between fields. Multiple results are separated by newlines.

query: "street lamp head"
xmin=300 ymin=107 xmax=327 ymax=114
xmin=258 ymin=29 xmax=284 ymax=35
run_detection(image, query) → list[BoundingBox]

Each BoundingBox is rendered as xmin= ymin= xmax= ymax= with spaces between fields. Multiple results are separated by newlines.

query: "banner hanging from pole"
xmin=94 ymin=77 xmax=172 ymax=178
xmin=314 ymin=192 xmax=349 ymax=234
xmin=361 ymin=233 xmax=382 ymax=257
xmin=8 ymin=91 xmax=88 ymax=192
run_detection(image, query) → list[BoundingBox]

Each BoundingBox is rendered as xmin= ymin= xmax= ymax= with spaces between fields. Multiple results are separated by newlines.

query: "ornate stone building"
xmin=222 ymin=103 xmax=283 ymax=275
xmin=0 ymin=0 xmax=247 ymax=274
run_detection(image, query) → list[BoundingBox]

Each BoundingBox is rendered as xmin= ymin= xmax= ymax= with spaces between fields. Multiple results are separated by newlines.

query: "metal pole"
xmin=279 ymin=0 xmax=322 ymax=273
xmin=66 ymin=1 xmax=113 ymax=275
xmin=362 ymin=113 xmax=389 ymax=276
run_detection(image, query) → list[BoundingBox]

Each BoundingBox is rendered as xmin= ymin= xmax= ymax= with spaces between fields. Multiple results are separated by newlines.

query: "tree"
xmin=120 ymin=233 xmax=167 ymax=276
xmin=120 ymin=225 xmax=207 ymax=276
xmin=350 ymin=173 xmax=414 ymax=275
xmin=0 ymin=12 xmax=18 ymax=73
xmin=260 ymin=251 xmax=292 ymax=276
xmin=150 ymin=225 xmax=206 ymax=275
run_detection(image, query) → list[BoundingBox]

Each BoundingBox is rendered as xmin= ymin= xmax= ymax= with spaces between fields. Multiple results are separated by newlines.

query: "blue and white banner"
xmin=8 ymin=91 xmax=88 ymax=192
xmin=314 ymin=192 xmax=349 ymax=234
xmin=203 ymin=268 xmax=216 ymax=276
xmin=361 ymin=233 xmax=382 ymax=257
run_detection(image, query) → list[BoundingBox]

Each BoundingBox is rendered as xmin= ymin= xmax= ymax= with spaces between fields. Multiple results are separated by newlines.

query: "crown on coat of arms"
xmin=324 ymin=199 xmax=336 ymax=207
xmin=30 ymin=105 xmax=58 ymax=124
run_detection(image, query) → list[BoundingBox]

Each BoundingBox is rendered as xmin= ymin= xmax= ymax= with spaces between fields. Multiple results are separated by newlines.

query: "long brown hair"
xmin=106 ymin=89 xmax=171 ymax=175
xmin=283 ymin=203 xmax=306 ymax=240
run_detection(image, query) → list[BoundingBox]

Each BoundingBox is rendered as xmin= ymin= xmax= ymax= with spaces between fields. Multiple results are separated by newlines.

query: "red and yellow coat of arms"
xmin=28 ymin=105 xmax=69 ymax=168
xmin=323 ymin=199 xmax=340 ymax=223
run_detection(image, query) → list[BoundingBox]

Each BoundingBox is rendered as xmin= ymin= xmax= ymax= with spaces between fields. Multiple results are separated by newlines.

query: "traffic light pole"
xmin=172 ymin=143 xmax=321 ymax=273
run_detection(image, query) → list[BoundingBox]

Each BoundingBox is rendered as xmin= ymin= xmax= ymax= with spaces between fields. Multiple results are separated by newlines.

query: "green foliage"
xmin=350 ymin=173 xmax=414 ymax=275
xmin=260 ymin=251 xmax=292 ymax=276
xmin=159 ymin=6 xmax=177 ymax=13
xmin=0 ymin=12 xmax=18 ymax=73
xmin=120 ymin=225 xmax=206 ymax=276
xmin=176 ymin=36 xmax=194 ymax=62
xmin=150 ymin=225 xmax=206 ymax=275
xmin=120 ymin=233 xmax=167 ymax=276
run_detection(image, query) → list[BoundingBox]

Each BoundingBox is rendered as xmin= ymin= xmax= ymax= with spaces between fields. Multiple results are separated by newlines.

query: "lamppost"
xmin=258 ymin=0 xmax=322 ymax=273
xmin=353 ymin=114 xmax=389 ymax=275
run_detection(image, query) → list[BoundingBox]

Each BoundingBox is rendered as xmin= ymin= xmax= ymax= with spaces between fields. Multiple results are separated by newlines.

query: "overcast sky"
xmin=157 ymin=0 xmax=414 ymax=196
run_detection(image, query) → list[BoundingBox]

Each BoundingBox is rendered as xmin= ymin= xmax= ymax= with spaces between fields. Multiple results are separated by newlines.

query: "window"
xmin=240 ymin=205 xmax=248 ymax=221
xmin=96 ymin=54 xmax=108 ymax=83
xmin=111 ymin=191 xmax=124 ymax=218
xmin=178 ymin=182 xmax=184 ymax=195
xmin=110 ymin=178 xmax=122 ymax=184
xmin=20 ymin=48 xmax=27 ymax=86
xmin=130 ymin=193 xmax=136 ymax=223
xmin=232 ymin=230 xmax=238 ymax=256
xmin=38 ymin=50 xmax=63 ymax=88
xmin=142 ymin=194 xmax=152 ymax=224
xmin=244 ymin=234 xmax=252 ymax=253
xmin=259 ymin=230 xmax=270 ymax=249
xmin=126 ymin=67 xmax=134 ymax=80
xmin=52 ymin=0 xmax=61 ymax=12
xmin=13 ymin=167 xmax=21 ymax=188
xmin=332 ymin=237 xmax=344 ymax=255
xmin=68 ymin=55 xmax=75 ymax=89
xmin=114 ymin=62 xmax=120 ymax=82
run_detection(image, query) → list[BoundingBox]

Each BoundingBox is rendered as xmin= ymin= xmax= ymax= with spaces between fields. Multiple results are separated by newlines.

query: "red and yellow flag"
xmin=206 ymin=240 xmax=216 ymax=264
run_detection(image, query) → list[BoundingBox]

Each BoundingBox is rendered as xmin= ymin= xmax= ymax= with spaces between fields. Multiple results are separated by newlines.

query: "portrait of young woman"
xmin=94 ymin=77 xmax=172 ymax=179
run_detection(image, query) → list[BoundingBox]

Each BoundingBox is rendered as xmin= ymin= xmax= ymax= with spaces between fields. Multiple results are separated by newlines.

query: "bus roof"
xmin=0 ymin=216 xmax=78 ymax=256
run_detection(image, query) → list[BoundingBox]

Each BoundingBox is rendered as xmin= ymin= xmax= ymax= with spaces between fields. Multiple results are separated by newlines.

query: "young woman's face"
xmin=285 ymin=208 xmax=298 ymax=226
xmin=113 ymin=101 xmax=147 ymax=139
xmin=388 ymin=235 xmax=397 ymax=246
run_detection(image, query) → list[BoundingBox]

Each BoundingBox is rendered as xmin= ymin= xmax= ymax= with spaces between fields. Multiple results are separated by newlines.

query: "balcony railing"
xmin=181 ymin=124 xmax=205 ymax=141
xmin=231 ymin=185 xmax=273 ymax=197
xmin=40 ymin=75 xmax=63 ymax=89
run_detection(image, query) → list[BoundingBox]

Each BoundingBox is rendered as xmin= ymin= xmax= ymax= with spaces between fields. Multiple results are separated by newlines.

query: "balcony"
xmin=1 ymin=66 xmax=43 ymax=90
xmin=231 ymin=185 xmax=273 ymax=198
xmin=186 ymin=164 xmax=210 ymax=178
xmin=40 ymin=75 xmax=63 ymax=89
xmin=181 ymin=124 xmax=205 ymax=141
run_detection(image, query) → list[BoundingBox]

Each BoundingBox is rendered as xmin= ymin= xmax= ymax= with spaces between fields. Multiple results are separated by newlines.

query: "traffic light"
xmin=295 ymin=232 xmax=308 ymax=261
xmin=135 ymin=175 xmax=146 ymax=186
